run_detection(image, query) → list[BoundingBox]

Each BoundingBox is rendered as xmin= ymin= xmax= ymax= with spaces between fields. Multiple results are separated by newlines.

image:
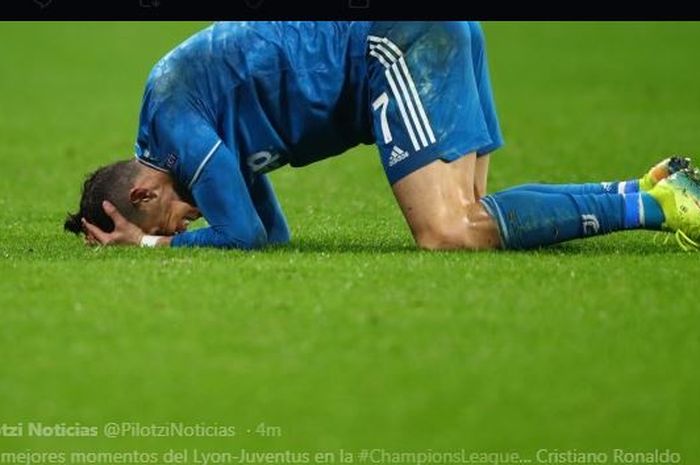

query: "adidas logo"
xmin=388 ymin=146 xmax=409 ymax=167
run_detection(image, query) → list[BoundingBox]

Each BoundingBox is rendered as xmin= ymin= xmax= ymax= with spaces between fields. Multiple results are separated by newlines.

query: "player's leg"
xmin=390 ymin=154 xmax=501 ymax=250
xmin=477 ymin=157 xmax=694 ymax=250
xmin=464 ymin=22 xmax=689 ymax=200
xmin=475 ymin=158 xmax=692 ymax=250
xmin=501 ymin=156 xmax=691 ymax=196
xmin=467 ymin=22 xmax=500 ymax=200
xmin=366 ymin=22 xmax=502 ymax=248
xmin=366 ymin=22 xmax=700 ymax=250
xmin=467 ymin=21 xmax=502 ymax=158
xmin=392 ymin=152 xmax=700 ymax=251
xmin=481 ymin=185 xmax=665 ymax=250
xmin=481 ymin=167 xmax=700 ymax=250
xmin=474 ymin=154 xmax=489 ymax=200
xmin=460 ymin=23 xmax=697 ymax=249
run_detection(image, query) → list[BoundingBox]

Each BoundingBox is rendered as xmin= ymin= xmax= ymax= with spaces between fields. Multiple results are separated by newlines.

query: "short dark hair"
xmin=64 ymin=159 xmax=144 ymax=235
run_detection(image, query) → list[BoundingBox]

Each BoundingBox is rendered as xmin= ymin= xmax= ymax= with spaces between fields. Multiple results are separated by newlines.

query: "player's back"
xmin=139 ymin=21 xmax=374 ymax=174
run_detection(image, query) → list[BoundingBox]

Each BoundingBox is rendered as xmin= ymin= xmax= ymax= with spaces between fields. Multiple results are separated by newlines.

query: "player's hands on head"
xmin=81 ymin=201 xmax=144 ymax=247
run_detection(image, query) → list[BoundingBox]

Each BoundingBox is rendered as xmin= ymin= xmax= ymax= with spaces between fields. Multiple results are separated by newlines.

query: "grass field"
xmin=1 ymin=22 xmax=699 ymax=464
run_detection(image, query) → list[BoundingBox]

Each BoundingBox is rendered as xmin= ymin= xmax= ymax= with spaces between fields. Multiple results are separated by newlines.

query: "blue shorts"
xmin=366 ymin=21 xmax=504 ymax=185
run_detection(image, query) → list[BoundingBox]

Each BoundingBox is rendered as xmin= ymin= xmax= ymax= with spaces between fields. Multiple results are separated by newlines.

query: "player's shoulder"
xmin=135 ymin=98 xmax=222 ymax=187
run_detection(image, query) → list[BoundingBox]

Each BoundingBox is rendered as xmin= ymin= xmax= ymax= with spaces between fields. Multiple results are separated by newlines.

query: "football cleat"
xmin=640 ymin=156 xmax=693 ymax=191
xmin=648 ymin=168 xmax=700 ymax=251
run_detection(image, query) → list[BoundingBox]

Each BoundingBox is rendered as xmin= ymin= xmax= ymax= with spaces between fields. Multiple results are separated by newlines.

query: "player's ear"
xmin=129 ymin=187 xmax=157 ymax=206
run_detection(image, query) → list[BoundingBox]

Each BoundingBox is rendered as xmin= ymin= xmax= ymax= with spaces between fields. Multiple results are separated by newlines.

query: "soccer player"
xmin=64 ymin=21 xmax=700 ymax=251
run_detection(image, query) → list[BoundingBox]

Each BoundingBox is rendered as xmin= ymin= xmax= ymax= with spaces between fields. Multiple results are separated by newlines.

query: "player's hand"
xmin=81 ymin=201 xmax=144 ymax=247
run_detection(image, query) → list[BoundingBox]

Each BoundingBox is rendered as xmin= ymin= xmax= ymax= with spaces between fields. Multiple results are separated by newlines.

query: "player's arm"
xmin=169 ymin=142 xmax=268 ymax=249
xmin=143 ymin=107 xmax=270 ymax=249
xmin=83 ymin=143 xmax=269 ymax=249
xmin=248 ymin=174 xmax=291 ymax=245
xmin=83 ymin=106 xmax=273 ymax=249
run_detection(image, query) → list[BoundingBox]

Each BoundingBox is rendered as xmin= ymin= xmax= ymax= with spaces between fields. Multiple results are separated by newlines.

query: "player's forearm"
xmin=248 ymin=175 xmax=291 ymax=244
xmin=170 ymin=225 xmax=268 ymax=249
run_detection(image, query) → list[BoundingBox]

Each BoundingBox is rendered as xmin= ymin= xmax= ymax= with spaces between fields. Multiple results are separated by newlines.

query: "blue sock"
xmin=503 ymin=179 xmax=640 ymax=195
xmin=481 ymin=190 xmax=665 ymax=250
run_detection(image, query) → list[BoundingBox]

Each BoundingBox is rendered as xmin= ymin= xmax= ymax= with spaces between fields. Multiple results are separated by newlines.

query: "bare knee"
xmin=413 ymin=201 xmax=502 ymax=251
xmin=390 ymin=157 xmax=501 ymax=251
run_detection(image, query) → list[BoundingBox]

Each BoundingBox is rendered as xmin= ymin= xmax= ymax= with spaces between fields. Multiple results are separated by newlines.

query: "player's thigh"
xmin=474 ymin=154 xmax=490 ymax=199
xmin=366 ymin=21 xmax=497 ymax=186
xmin=392 ymin=154 xmax=476 ymax=247
xmin=391 ymin=154 xmax=476 ymax=227
xmin=467 ymin=22 xmax=504 ymax=158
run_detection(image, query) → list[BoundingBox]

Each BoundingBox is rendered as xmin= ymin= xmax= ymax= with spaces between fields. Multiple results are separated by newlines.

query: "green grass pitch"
xmin=0 ymin=22 xmax=699 ymax=462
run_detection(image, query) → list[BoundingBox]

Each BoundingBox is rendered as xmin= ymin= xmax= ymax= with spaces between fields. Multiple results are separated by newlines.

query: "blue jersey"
xmin=134 ymin=21 xmax=503 ymax=249
xmin=136 ymin=21 xmax=373 ymax=181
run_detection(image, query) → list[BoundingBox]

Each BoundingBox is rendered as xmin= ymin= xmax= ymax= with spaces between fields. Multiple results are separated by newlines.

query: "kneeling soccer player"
xmin=64 ymin=21 xmax=700 ymax=251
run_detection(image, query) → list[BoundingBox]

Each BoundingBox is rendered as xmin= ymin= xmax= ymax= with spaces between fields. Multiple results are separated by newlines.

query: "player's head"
xmin=64 ymin=159 xmax=200 ymax=237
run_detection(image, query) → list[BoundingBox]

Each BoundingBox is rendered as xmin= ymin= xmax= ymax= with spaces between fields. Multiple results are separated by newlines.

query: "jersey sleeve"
xmin=171 ymin=140 xmax=269 ymax=249
xmin=135 ymin=104 xmax=225 ymax=188
xmin=136 ymin=105 xmax=270 ymax=249
xmin=248 ymin=174 xmax=291 ymax=245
